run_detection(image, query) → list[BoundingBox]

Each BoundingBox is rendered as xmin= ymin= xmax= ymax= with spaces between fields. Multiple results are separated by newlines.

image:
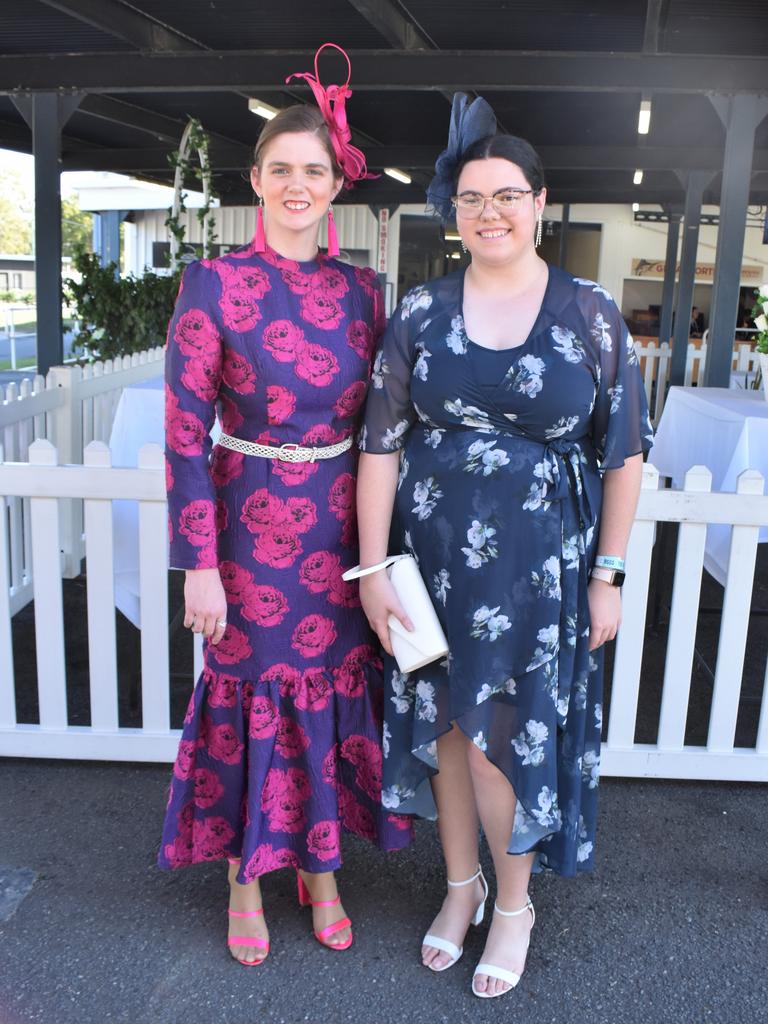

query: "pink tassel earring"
xmin=326 ymin=204 xmax=340 ymax=258
xmin=254 ymin=197 xmax=266 ymax=253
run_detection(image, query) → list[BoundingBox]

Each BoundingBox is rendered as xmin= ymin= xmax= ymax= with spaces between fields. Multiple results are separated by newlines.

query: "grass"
xmin=0 ymin=358 xmax=37 ymax=372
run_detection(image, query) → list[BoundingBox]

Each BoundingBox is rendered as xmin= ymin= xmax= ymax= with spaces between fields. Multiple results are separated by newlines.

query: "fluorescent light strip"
xmin=248 ymin=98 xmax=279 ymax=120
xmin=638 ymin=100 xmax=651 ymax=135
xmin=633 ymin=169 xmax=644 ymax=185
xmin=384 ymin=167 xmax=412 ymax=185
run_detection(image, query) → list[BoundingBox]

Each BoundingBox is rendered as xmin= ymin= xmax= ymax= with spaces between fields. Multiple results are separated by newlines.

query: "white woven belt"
xmin=217 ymin=431 xmax=354 ymax=463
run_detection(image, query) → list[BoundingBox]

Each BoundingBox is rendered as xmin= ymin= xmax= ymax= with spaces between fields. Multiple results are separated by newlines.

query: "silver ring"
xmin=216 ymin=619 xmax=228 ymax=628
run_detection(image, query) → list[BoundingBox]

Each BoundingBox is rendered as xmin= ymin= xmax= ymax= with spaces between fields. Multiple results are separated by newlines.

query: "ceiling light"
xmin=449 ymin=252 xmax=461 ymax=259
xmin=638 ymin=100 xmax=652 ymax=135
xmin=248 ymin=98 xmax=279 ymax=120
xmin=444 ymin=230 xmax=461 ymax=241
xmin=633 ymin=169 xmax=644 ymax=185
xmin=384 ymin=167 xmax=412 ymax=185
xmin=632 ymin=202 xmax=640 ymax=213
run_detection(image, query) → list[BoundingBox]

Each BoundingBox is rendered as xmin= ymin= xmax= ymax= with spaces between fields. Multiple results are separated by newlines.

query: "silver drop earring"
xmin=535 ymin=215 xmax=543 ymax=249
xmin=460 ymin=237 xmax=467 ymax=254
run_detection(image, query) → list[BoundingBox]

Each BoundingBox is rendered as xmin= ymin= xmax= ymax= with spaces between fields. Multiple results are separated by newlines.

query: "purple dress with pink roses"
xmin=158 ymin=239 xmax=413 ymax=880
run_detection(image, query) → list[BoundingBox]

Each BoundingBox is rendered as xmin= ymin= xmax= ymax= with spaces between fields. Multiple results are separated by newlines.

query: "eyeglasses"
xmin=451 ymin=188 xmax=539 ymax=218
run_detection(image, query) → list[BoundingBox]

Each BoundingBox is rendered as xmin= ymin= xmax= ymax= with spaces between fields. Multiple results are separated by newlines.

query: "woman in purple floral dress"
xmin=158 ymin=49 xmax=412 ymax=965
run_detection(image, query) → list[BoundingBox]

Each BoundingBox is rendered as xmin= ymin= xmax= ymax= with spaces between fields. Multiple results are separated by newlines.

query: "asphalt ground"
xmin=2 ymin=521 xmax=768 ymax=1024
xmin=0 ymin=761 xmax=766 ymax=1024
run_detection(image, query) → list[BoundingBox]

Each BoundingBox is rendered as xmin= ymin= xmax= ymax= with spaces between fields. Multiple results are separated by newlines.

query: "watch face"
xmin=612 ymin=570 xmax=626 ymax=587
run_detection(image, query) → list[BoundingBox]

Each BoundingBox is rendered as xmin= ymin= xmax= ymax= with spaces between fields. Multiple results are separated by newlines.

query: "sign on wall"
xmin=377 ymin=208 xmax=389 ymax=275
xmin=631 ymin=258 xmax=762 ymax=283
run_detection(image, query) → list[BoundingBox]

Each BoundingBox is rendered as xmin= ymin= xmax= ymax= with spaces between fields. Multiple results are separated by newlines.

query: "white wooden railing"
xmin=0 ymin=449 xmax=766 ymax=780
xmin=1 ymin=346 xmax=164 ymax=597
xmin=635 ymin=339 xmax=759 ymax=425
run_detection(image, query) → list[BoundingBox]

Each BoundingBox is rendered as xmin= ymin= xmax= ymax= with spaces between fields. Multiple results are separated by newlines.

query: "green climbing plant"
xmin=165 ymin=117 xmax=218 ymax=269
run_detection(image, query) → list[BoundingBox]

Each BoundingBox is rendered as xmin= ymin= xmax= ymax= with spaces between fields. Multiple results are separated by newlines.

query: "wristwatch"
xmin=589 ymin=566 xmax=625 ymax=587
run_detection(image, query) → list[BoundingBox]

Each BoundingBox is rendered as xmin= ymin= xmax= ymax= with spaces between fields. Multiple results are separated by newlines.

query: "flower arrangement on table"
xmin=754 ymin=284 xmax=768 ymax=353
xmin=750 ymin=283 xmax=768 ymax=394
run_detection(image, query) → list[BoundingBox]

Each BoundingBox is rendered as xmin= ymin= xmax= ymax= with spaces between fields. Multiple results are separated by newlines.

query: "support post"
xmin=93 ymin=210 xmax=128 ymax=274
xmin=669 ymin=171 xmax=710 ymax=386
xmin=703 ymin=94 xmax=768 ymax=387
xmin=558 ymin=202 xmax=570 ymax=270
xmin=10 ymin=92 xmax=82 ymax=376
xmin=658 ymin=207 xmax=681 ymax=346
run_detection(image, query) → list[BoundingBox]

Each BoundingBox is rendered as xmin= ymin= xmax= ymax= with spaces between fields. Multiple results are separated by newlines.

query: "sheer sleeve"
xmin=164 ymin=260 xmax=223 ymax=569
xmin=358 ymin=289 xmax=421 ymax=453
xmin=581 ymin=282 xmax=654 ymax=471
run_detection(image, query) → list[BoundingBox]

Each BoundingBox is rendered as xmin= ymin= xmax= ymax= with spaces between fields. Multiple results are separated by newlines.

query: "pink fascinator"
xmin=286 ymin=43 xmax=377 ymax=188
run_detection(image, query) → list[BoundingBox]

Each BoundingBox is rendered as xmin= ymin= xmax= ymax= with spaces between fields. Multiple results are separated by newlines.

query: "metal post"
xmin=31 ymin=94 xmax=63 ymax=375
xmin=94 ymin=210 xmax=128 ymax=273
xmin=11 ymin=91 xmax=82 ymax=376
xmin=670 ymin=171 xmax=710 ymax=386
xmin=558 ymin=202 xmax=570 ymax=269
xmin=703 ymin=95 xmax=768 ymax=387
xmin=658 ymin=209 xmax=681 ymax=346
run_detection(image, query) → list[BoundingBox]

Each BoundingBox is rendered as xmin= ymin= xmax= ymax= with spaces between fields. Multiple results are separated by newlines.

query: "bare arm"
xmin=588 ymin=452 xmax=644 ymax=650
xmin=356 ymin=451 xmax=400 ymax=567
xmin=356 ymin=451 xmax=413 ymax=654
xmin=596 ymin=452 xmax=644 ymax=559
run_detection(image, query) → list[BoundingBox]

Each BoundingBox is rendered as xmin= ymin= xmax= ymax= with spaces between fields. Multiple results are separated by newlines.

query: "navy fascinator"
xmin=425 ymin=93 xmax=498 ymax=222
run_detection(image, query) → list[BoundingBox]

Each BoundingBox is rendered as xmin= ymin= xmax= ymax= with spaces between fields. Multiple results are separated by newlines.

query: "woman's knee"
xmin=466 ymin=739 xmax=504 ymax=781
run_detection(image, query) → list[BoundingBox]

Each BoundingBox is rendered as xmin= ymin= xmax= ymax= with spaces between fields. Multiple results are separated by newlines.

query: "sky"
xmin=0 ymin=147 xmax=80 ymax=197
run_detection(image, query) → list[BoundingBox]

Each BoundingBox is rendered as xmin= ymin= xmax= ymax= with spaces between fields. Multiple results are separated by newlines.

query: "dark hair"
xmin=455 ymin=134 xmax=546 ymax=194
xmin=253 ymin=105 xmax=343 ymax=179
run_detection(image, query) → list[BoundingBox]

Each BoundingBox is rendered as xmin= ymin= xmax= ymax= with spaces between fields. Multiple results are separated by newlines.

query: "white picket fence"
xmin=635 ymin=338 xmax=758 ymax=424
xmin=0 ymin=346 xmax=164 ymax=607
xmin=0 ymin=446 xmax=766 ymax=780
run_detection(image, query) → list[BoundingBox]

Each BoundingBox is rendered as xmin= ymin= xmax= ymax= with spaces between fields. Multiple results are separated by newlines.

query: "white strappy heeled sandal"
xmin=472 ymin=896 xmax=535 ymax=998
xmin=422 ymin=865 xmax=489 ymax=973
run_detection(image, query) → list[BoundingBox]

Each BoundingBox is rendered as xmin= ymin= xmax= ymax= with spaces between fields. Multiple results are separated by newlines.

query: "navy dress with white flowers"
xmin=360 ymin=265 xmax=653 ymax=876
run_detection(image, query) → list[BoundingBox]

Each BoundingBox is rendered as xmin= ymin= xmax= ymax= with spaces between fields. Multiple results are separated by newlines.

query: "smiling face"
xmin=455 ymin=156 xmax=547 ymax=268
xmin=250 ymin=131 xmax=343 ymax=253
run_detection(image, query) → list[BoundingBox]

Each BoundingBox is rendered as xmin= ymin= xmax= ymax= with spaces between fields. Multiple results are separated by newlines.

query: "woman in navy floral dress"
xmin=158 ymin=64 xmax=411 ymax=966
xmin=357 ymin=99 xmax=652 ymax=997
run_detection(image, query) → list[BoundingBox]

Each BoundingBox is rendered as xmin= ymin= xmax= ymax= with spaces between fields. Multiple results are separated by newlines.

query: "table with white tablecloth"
xmin=109 ymin=376 xmax=220 ymax=627
xmin=649 ymin=386 xmax=768 ymax=585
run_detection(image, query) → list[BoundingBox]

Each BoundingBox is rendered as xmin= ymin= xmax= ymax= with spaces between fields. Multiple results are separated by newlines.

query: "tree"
xmin=61 ymin=195 xmax=92 ymax=257
xmin=0 ymin=165 xmax=33 ymax=254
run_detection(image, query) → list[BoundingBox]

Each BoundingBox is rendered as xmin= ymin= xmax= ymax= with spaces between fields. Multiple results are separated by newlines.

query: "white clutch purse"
xmin=342 ymin=555 xmax=449 ymax=674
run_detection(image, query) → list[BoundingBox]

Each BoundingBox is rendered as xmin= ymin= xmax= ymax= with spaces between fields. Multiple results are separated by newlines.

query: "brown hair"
xmin=252 ymin=105 xmax=343 ymax=179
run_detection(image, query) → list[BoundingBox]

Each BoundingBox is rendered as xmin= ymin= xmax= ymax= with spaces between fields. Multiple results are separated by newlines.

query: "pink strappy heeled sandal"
xmin=227 ymin=857 xmax=269 ymax=966
xmin=296 ymin=872 xmax=353 ymax=951
xmin=227 ymin=909 xmax=269 ymax=966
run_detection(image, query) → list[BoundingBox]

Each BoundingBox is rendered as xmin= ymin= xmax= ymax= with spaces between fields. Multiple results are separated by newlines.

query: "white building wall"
xmin=126 ymin=201 xmax=768 ymax=320
xmin=545 ymin=202 xmax=768 ymax=314
xmin=127 ymin=204 xmax=381 ymax=277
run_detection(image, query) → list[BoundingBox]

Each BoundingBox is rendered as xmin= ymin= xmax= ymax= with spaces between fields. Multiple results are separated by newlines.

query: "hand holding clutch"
xmin=342 ymin=555 xmax=449 ymax=673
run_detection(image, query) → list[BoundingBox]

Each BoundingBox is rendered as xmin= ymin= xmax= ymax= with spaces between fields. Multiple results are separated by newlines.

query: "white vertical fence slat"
xmin=707 ymin=469 xmax=764 ymax=752
xmin=48 ymin=365 xmax=84 ymax=578
xmin=657 ymin=465 xmax=712 ymax=750
xmin=0 ymin=491 xmax=16 ymax=728
xmin=83 ymin=442 xmax=119 ymax=732
xmin=28 ymin=440 xmax=68 ymax=730
xmin=4 ymin=384 xmax=23 ymax=593
xmin=138 ymin=444 xmax=170 ymax=733
xmin=606 ymin=465 xmax=659 ymax=749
